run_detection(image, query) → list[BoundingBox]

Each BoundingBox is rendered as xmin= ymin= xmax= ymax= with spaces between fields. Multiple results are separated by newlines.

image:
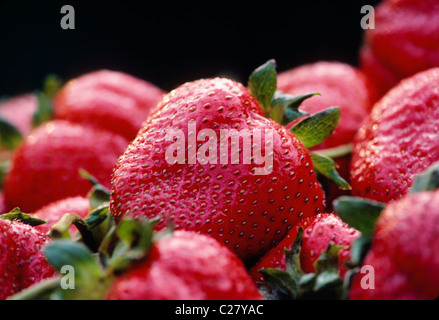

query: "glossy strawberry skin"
xmin=33 ymin=196 xmax=90 ymax=236
xmin=54 ymin=70 xmax=165 ymax=140
xmin=3 ymin=120 xmax=128 ymax=212
xmin=349 ymin=190 xmax=439 ymax=300
xmin=361 ymin=0 xmax=439 ymax=95
xmin=0 ymin=219 xmax=56 ymax=300
xmin=106 ymin=230 xmax=263 ymax=300
xmin=249 ymin=213 xmax=360 ymax=283
xmin=350 ymin=68 xmax=439 ymax=203
xmin=110 ymin=78 xmax=325 ymax=260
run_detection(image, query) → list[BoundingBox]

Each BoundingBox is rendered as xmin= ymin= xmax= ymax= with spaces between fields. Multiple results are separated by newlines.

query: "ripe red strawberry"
xmin=110 ymin=64 xmax=330 ymax=260
xmin=0 ymin=94 xmax=38 ymax=137
xmin=106 ymin=230 xmax=263 ymax=300
xmin=349 ymin=189 xmax=439 ymax=300
xmin=3 ymin=120 xmax=128 ymax=212
xmin=277 ymin=61 xmax=378 ymax=206
xmin=32 ymin=196 xmax=90 ymax=236
xmin=54 ymin=70 xmax=165 ymax=140
xmin=0 ymin=218 xmax=55 ymax=300
xmin=350 ymin=67 xmax=439 ymax=203
xmin=249 ymin=213 xmax=360 ymax=283
xmin=360 ymin=0 xmax=439 ymax=95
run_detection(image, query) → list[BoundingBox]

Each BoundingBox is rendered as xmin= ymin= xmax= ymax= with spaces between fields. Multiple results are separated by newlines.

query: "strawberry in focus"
xmin=110 ymin=75 xmax=326 ymax=260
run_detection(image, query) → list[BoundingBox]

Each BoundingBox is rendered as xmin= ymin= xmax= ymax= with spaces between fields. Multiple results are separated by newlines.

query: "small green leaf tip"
xmin=0 ymin=117 xmax=23 ymax=150
xmin=410 ymin=161 xmax=439 ymax=193
xmin=248 ymin=59 xmax=277 ymax=111
xmin=310 ymin=152 xmax=351 ymax=190
xmin=290 ymin=107 xmax=340 ymax=149
xmin=0 ymin=207 xmax=47 ymax=226
xmin=333 ymin=196 xmax=385 ymax=236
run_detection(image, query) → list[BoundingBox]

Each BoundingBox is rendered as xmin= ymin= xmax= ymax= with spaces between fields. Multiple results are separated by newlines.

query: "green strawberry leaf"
xmin=310 ymin=152 xmax=351 ymax=190
xmin=333 ymin=196 xmax=385 ymax=236
xmin=43 ymin=240 xmax=111 ymax=300
xmin=106 ymin=217 xmax=158 ymax=273
xmin=85 ymin=204 xmax=110 ymax=229
xmin=0 ymin=160 xmax=10 ymax=189
xmin=0 ymin=117 xmax=23 ymax=149
xmin=269 ymin=92 xmax=317 ymax=125
xmin=42 ymin=74 xmax=62 ymax=100
xmin=313 ymin=143 xmax=353 ymax=159
xmin=0 ymin=207 xmax=47 ymax=226
xmin=87 ymin=185 xmax=111 ymax=210
xmin=290 ymin=107 xmax=340 ymax=148
xmin=31 ymin=74 xmax=62 ymax=129
xmin=346 ymin=235 xmax=372 ymax=269
xmin=248 ymin=59 xmax=277 ymax=111
xmin=33 ymin=92 xmax=54 ymax=128
xmin=410 ymin=161 xmax=439 ymax=193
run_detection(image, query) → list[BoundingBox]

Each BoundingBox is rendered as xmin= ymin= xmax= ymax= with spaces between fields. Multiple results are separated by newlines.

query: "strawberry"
xmin=0 ymin=218 xmax=55 ymax=300
xmin=109 ymin=60 xmax=349 ymax=260
xmin=277 ymin=61 xmax=378 ymax=207
xmin=360 ymin=0 xmax=439 ymax=95
xmin=32 ymin=196 xmax=90 ymax=236
xmin=350 ymin=67 xmax=439 ymax=203
xmin=54 ymin=70 xmax=165 ymax=140
xmin=346 ymin=193 xmax=439 ymax=299
xmin=106 ymin=229 xmax=263 ymax=300
xmin=249 ymin=213 xmax=360 ymax=284
xmin=3 ymin=120 xmax=128 ymax=212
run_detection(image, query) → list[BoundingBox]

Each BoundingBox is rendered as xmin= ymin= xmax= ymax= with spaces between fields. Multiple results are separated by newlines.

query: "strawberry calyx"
xmin=248 ymin=59 xmax=350 ymax=190
xmin=32 ymin=74 xmax=62 ymax=128
xmin=258 ymin=227 xmax=346 ymax=300
xmin=0 ymin=207 xmax=47 ymax=226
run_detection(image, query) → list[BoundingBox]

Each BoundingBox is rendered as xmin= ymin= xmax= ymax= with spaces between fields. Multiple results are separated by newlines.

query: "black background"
xmin=0 ymin=0 xmax=381 ymax=96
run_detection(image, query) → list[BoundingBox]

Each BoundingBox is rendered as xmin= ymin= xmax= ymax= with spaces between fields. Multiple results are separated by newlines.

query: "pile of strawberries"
xmin=0 ymin=0 xmax=439 ymax=300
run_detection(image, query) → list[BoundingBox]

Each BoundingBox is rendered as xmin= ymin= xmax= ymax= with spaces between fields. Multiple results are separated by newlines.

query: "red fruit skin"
xmin=277 ymin=62 xmax=378 ymax=206
xmin=0 ymin=219 xmax=56 ymax=300
xmin=350 ymin=68 xmax=439 ymax=203
xmin=106 ymin=230 xmax=263 ymax=300
xmin=0 ymin=94 xmax=38 ymax=136
xmin=3 ymin=120 xmax=128 ymax=212
xmin=361 ymin=0 xmax=439 ymax=95
xmin=33 ymin=196 xmax=90 ymax=236
xmin=249 ymin=213 xmax=360 ymax=283
xmin=110 ymin=78 xmax=325 ymax=260
xmin=54 ymin=70 xmax=165 ymax=140
xmin=349 ymin=190 xmax=439 ymax=300
xmin=359 ymin=45 xmax=401 ymax=97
